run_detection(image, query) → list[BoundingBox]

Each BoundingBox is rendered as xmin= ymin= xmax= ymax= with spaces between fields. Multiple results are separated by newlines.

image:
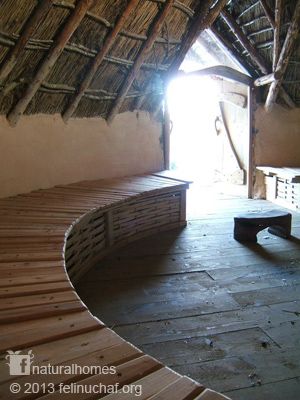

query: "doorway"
xmin=165 ymin=34 xmax=252 ymax=205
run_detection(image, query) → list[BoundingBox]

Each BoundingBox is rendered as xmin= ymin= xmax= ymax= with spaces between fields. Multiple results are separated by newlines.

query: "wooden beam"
xmin=187 ymin=65 xmax=252 ymax=86
xmin=168 ymin=0 xmax=227 ymax=75
xmin=247 ymin=86 xmax=254 ymax=198
xmin=273 ymin=0 xmax=283 ymax=71
xmin=63 ymin=0 xmax=140 ymax=122
xmin=7 ymin=0 xmax=94 ymax=127
xmin=259 ymin=0 xmax=275 ymax=29
xmin=265 ymin=0 xmax=300 ymax=111
xmin=220 ymin=10 xmax=269 ymax=74
xmin=254 ymin=72 xmax=279 ymax=86
xmin=163 ymin=101 xmax=171 ymax=170
xmin=0 ymin=0 xmax=53 ymax=83
xmin=106 ymin=0 xmax=175 ymax=123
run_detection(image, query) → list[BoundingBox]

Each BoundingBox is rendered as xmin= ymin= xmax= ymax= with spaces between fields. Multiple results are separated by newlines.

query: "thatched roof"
xmin=0 ymin=0 xmax=299 ymax=125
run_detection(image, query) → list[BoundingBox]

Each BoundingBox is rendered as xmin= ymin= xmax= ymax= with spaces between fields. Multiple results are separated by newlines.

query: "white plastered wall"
xmin=0 ymin=111 xmax=164 ymax=198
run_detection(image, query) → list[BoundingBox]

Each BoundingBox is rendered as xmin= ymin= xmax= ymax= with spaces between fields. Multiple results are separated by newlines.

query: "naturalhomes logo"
xmin=5 ymin=349 xmax=143 ymax=397
xmin=5 ymin=350 xmax=34 ymax=375
xmin=5 ymin=349 xmax=116 ymax=376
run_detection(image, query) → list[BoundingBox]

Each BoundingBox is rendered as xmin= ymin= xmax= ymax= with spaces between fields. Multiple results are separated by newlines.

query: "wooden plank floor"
xmin=76 ymin=182 xmax=300 ymax=400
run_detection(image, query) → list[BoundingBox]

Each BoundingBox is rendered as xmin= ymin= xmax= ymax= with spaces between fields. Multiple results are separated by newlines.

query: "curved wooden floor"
xmin=0 ymin=173 xmax=230 ymax=400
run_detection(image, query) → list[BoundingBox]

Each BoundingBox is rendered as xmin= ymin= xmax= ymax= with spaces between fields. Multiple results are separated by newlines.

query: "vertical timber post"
xmin=247 ymin=85 xmax=255 ymax=199
xmin=163 ymin=100 xmax=171 ymax=170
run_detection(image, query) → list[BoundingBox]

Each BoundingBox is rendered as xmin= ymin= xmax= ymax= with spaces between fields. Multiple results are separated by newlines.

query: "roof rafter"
xmin=220 ymin=9 xmax=269 ymax=74
xmin=265 ymin=0 xmax=300 ymax=111
xmin=273 ymin=0 xmax=283 ymax=71
xmin=62 ymin=0 xmax=140 ymax=122
xmin=153 ymin=0 xmax=227 ymax=115
xmin=7 ymin=0 xmax=95 ymax=127
xmin=220 ymin=8 xmax=295 ymax=108
xmin=168 ymin=0 xmax=224 ymax=75
xmin=0 ymin=0 xmax=53 ymax=84
xmin=106 ymin=0 xmax=175 ymax=123
xmin=209 ymin=26 xmax=256 ymax=76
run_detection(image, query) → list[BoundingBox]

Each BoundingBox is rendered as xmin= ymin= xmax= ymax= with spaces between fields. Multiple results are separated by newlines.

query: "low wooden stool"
xmin=234 ymin=210 xmax=292 ymax=243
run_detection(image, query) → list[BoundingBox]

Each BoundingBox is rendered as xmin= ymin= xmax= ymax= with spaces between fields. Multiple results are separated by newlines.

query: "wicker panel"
xmin=112 ymin=191 xmax=181 ymax=243
xmin=65 ymin=208 xmax=106 ymax=279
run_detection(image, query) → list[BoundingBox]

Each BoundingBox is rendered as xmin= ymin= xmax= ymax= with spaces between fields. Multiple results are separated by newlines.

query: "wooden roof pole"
xmin=220 ymin=8 xmax=295 ymax=108
xmin=265 ymin=0 xmax=300 ymax=111
xmin=279 ymin=86 xmax=296 ymax=108
xmin=63 ymin=0 xmax=140 ymax=123
xmin=254 ymin=72 xmax=278 ymax=86
xmin=273 ymin=0 xmax=283 ymax=71
xmin=168 ymin=0 xmax=226 ymax=75
xmin=106 ymin=0 xmax=175 ymax=124
xmin=7 ymin=0 xmax=94 ymax=127
xmin=154 ymin=0 xmax=227 ymax=116
xmin=0 ymin=0 xmax=53 ymax=84
xmin=220 ymin=10 xmax=269 ymax=74
xmin=259 ymin=0 xmax=275 ymax=29
xmin=187 ymin=65 xmax=252 ymax=86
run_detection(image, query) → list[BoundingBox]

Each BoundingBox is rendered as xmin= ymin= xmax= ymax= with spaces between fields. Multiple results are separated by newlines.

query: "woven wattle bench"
xmin=234 ymin=210 xmax=292 ymax=243
xmin=0 ymin=173 xmax=230 ymax=400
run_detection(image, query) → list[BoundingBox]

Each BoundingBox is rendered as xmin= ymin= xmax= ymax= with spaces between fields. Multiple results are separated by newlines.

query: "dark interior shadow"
xmin=238 ymin=233 xmax=300 ymax=262
xmin=240 ymin=242 xmax=281 ymax=261
xmin=288 ymin=235 xmax=300 ymax=245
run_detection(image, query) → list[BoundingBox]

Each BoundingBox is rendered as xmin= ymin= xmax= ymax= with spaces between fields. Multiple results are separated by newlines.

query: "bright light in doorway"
xmin=167 ymin=75 xmax=219 ymax=183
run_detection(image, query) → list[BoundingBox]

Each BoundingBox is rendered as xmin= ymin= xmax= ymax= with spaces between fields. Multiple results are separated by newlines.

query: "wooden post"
xmin=259 ymin=0 xmax=275 ymax=29
xmin=63 ymin=0 xmax=140 ymax=122
xmin=7 ymin=0 xmax=94 ymax=127
xmin=247 ymin=85 xmax=254 ymax=199
xmin=163 ymin=101 xmax=171 ymax=170
xmin=106 ymin=0 xmax=175 ymax=123
xmin=265 ymin=0 xmax=300 ymax=112
xmin=0 ymin=0 xmax=53 ymax=83
xmin=220 ymin=10 xmax=269 ymax=74
xmin=273 ymin=0 xmax=283 ymax=71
